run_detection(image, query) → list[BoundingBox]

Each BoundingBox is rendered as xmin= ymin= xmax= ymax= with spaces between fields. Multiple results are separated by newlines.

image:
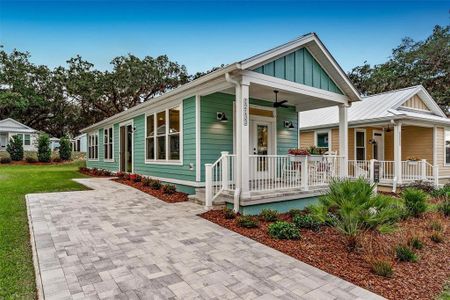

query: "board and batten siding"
xmin=253 ymin=48 xmax=343 ymax=94
xmin=86 ymin=124 xmax=120 ymax=171
xmin=132 ymin=97 xmax=197 ymax=184
xmin=401 ymin=95 xmax=430 ymax=111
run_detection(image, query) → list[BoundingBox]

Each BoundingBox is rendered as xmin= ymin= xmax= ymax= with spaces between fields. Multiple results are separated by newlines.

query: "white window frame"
xmin=354 ymin=129 xmax=366 ymax=161
xmin=24 ymin=134 xmax=31 ymax=146
xmin=445 ymin=127 xmax=450 ymax=166
xmin=314 ymin=129 xmax=331 ymax=151
xmin=144 ymin=103 xmax=183 ymax=165
xmin=103 ymin=126 xmax=114 ymax=162
xmin=88 ymin=131 xmax=99 ymax=161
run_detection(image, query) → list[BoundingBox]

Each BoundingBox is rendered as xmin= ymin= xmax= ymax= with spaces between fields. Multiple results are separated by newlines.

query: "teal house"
xmin=82 ymin=33 xmax=361 ymax=214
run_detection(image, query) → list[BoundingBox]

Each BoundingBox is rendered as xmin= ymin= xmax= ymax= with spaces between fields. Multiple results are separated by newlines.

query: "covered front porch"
xmin=203 ymin=70 xmax=352 ymax=209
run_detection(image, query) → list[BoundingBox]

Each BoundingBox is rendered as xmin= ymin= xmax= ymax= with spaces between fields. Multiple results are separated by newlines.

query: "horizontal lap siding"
xmin=133 ymin=97 xmax=197 ymax=182
xmin=87 ymin=127 xmax=120 ymax=171
xmin=402 ymin=126 xmax=433 ymax=162
xmin=436 ymin=127 xmax=450 ymax=178
xmin=299 ymin=131 xmax=314 ymax=148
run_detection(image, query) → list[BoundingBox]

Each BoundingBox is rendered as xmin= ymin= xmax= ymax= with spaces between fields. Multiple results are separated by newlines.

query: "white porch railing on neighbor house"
xmin=348 ymin=160 xmax=370 ymax=179
xmin=402 ymin=160 xmax=435 ymax=182
xmin=205 ymin=153 xmax=344 ymax=207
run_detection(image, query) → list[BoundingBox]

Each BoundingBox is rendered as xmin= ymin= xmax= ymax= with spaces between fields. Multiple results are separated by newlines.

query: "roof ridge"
xmin=362 ymin=85 xmax=421 ymax=98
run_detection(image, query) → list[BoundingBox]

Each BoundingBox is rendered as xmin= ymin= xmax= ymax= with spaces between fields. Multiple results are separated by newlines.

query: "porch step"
xmin=191 ymin=188 xmax=233 ymax=207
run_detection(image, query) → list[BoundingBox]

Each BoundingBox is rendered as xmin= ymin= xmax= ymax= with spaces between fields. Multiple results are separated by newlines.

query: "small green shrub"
xmin=406 ymin=180 xmax=435 ymax=194
xmin=25 ymin=156 xmax=37 ymax=163
xmin=395 ymin=245 xmax=418 ymax=262
xmin=259 ymin=209 xmax=278 ymax=222
xmin=402 ymin=188 xmax=428 ymax=217
xmin=162 ymin=184 xmax=176 ymax=194
xmin=429 ymin=220 xmax=443 ymax=232
xmin=408 ymin=237 xmax=423 ymax=250
xmin=431 ymin=185 xmax=450 ymax=198
xmin=288 ymin=209 xmax=302 ymax=218
xmin=149 ymin=179 xmax=162 ymax=190
xmin=438 ymin=198 xmax=450 ymax=217
xmin=293 ymin=214 xmax=321 ymax=231
xmin=223 ymin=208 xmax=236 ymax=219
xmin=371 ymin=260 xmax=394 ymax=278
xmin=7 ymin=135 xmax=24 ymax=161
xmin=236 ymin=216 xmax=259 ymax=228
xmin=59 ymin=136 xmax=72 ymax=160
xmin=1 ymin=156 xmax=12 ymax=164
xmin=37 ymin=134 xmax=51 ymax=162
xmin=141 ymin=177 xmax=151 ymax=186
xmin=430 ymin=232 xmax=444 ymax=243
xmin=268 ymin=221 xmax=300 ymax=240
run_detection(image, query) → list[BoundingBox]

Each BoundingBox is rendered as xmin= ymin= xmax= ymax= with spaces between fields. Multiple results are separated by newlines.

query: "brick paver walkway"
xmin=27 ymin=178 xmax=384 ymax=300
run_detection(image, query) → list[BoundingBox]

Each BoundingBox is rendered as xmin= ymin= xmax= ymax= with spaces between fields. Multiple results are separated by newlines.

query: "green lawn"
xmin=0 ymin=161 xmax=89 ymax=299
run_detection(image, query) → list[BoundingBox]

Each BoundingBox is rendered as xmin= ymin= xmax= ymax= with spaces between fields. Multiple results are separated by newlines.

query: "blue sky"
xmin=0 ymin=1 xmax=448 ymax=74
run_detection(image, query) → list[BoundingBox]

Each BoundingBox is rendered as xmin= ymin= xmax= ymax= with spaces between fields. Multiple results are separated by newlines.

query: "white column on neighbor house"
xmin=338 ymin=104 xmax=349 ymax=177
xmin=394 ymin=122 xmax=402 ymax=184
xmin=239 ymin=81 xmax=251 ymax=198
xmin=234 ymin=83 xmax=242 ymax=192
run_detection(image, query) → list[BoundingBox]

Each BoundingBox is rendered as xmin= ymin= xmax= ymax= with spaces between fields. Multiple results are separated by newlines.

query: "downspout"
xmin=225 ymin=72 xmax=241 ymax=213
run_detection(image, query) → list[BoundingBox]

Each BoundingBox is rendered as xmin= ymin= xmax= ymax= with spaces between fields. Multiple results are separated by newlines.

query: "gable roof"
xmin=82 ymin=33 xmax=360 ymax=133
xmin=299 ymin=85 xmax=449 ymax=129
xmin=0 ymin=118 xmax=36 ymax=133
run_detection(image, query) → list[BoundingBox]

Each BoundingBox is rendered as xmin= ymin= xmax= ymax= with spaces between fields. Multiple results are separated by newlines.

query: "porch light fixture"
xmin=284 ymin=121 xmax=295 ymax=129
xmin=216 ymin=112 xmax=228 ymax=122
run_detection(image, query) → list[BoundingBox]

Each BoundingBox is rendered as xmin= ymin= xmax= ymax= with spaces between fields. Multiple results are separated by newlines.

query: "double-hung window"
xmin=355 ymin=130 xmax=366 ymax=160
xmin=88 ymin=132 xmax=98 ymax=160
xmin=315 ymin=130 xmax=330 ymax=152
xmin=103 ymin=127 xmax=113 ymax=161
xmin=24 ymin=134 xmax=31 ymax=146
xmin=146 ymin=105 xmax=181 ymax=162
xmin=445 ymin=129 xmax=450 ymax=165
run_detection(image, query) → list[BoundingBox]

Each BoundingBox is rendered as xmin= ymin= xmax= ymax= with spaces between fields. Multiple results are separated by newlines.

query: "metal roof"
xmin=299 ymin=85 xmax=449 ymax=129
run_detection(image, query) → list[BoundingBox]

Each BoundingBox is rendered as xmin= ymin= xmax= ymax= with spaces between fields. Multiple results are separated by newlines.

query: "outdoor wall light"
xmin=284 ymin=121 xmax=294 ymax=129
xmin=217 ymin=112 xmax=228 ymax=122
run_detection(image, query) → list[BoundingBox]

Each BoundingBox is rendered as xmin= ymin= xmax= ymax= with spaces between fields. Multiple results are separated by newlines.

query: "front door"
xmin=120 ymin=124 xmax=133 ymax=173
xmin=249 ymin=119 xmax=274 ymax=178
xmin=372 ymin=130 xmax=384 ymax=161
xmin=0 ymin=133 xmax=7 ymax=151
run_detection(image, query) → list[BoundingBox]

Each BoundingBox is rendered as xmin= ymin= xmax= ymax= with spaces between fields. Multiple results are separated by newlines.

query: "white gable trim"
xmin=0 ymin=118 xmax=35 ymax=131
xmin=392 ymin=85 xmax=446 ymax=118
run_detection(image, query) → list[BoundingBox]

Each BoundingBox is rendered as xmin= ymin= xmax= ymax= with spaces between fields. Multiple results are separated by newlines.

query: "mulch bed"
xmin=200 ymin=209 xmax=450 ymax=300
xmin=112 ymin=178 xmax=188 ymax=203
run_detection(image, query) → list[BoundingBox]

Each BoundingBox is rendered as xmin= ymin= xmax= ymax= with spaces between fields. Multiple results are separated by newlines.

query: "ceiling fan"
xmin=273 ymin=90 xmax=289 ymax=108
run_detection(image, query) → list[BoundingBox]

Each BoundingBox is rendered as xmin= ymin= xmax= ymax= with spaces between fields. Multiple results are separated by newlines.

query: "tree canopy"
xmin=348 ymin=25 xmax=449 ymax=114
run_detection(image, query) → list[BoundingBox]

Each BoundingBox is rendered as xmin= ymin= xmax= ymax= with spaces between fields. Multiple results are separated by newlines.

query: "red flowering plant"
xmin=288 ymin=148 xmax=310 ymax=156
xmin=129 ymin=174 xmax=139 ymax=182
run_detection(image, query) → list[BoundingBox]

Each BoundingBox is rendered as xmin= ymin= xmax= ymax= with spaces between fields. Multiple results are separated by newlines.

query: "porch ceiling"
xmin=222 ymin=83 xmax=343 ymax=112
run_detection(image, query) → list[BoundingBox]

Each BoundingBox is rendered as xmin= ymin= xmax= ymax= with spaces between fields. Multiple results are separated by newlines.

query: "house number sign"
xmin=373 ymin=161 xmax=380 ymax=183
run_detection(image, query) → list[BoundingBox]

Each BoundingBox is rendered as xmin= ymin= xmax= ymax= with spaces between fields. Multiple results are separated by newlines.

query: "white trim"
xmin=433 ymin=125 xmax=437 ymax=166
xmin=103 ymin=126 xmax=114 ymax=162
xmin=314 ymin=129 xmax=331 ymax=151
xmin=141 ymin=174 xmax=206 ymax=187
xmin=249 ymin=114 xmax=277 ymax=156
xmin=354 ymin=128 xmax=366 ymax=160
xmin=444 ymin=127 xmax=450 ymax=167
xmin=87 ymin=131 xmax=99 ymax=161
xmin=372 ymin=129 xmax=384 ymax=161
xmin=195 ymin=95 xmax=201 ymax=181
xmin=144 ymin=103 xmax=183 ymax=165
xmin=119 ymin=120 xmax=134 ymax=173
xmin=392 ymin=85 xmax=447 ymax=118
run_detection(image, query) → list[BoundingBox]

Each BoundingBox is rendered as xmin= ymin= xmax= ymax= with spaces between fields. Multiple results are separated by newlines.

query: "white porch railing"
xmin=348 ymin=160 xmax=370 ymax=179
xmin=204 ymin=152 xmax=236 ymax=208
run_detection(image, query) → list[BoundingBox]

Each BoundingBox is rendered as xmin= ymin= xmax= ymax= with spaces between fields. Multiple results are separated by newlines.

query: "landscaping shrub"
xmin=259 ymin=209 xmax=278 ymax=222
xmin=223 ymin=208 xmax=236 ymax=219
xmin=25 ymin=156 xmax=38 ymax=163
xmin=371 ymin=260 xmax=394 ymax=278
xmin=0 ymin=156 xmax=12 ymax=164
xmin=402 ymin=188 xmax=428 ymax=217
xmin=6 ymin=135 xmax=24 ymax=161
xmin=430 ymin=232 xmax=444 ymax=243
xmin=288 ymin=209 xmax=302 ymax=218
xmin=236 ymin=216 xmax=259 ymax=228
xmin=59 ymin=136 xmax=72 ymax=160
xmin=129 ymin=174 xmax=138 ymax=182
xmin=141 ymin=177 xmax=151 ymax=186
xmin=149 ymin=179 xmax=162 ymax=190
xmin=405 ymin=180 xmax=435 ymax=194
xmin=116 ymin=172 xmax=126 ymax=179
xmin=395 ymin=245 xmax=418 ymax=262
xmin=162 ymin=184 xmax=176 ymax=194
xmin=429 ymin=220 xmax=443 ymax=232
xmin=431 ymin=185 xmax=450 ymax=198
xmin=37 ymin=134 xmax=51 ymax=162
xmin=308 ymin=178 xmax=403 ymax=250
xmin=408 ymin=237 xmax=424 ymax=250
xmin=52 ymin=157 xmax=62 ymax=163
xmin=438 ymin=198 xmax=450 ymax=217
xmin=268 ymin=221 xmax=300 ymax=240
xmin=293 ymin=214 xmax=321 ymax=231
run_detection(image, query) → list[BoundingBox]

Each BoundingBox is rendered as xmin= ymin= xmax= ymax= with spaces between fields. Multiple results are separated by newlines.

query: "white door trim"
xmin=372 ymin=129 xmax=384 ymax=161
xmin=119 ymin=120 xmax=134 ymax=173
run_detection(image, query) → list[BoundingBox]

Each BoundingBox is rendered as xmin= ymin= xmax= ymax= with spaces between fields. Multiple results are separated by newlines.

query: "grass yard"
xmin=0 ymin=161 xmax=89 ymax=299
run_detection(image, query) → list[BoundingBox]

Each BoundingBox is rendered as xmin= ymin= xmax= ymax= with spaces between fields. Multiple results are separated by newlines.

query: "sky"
xmin=0 ymin=1 xmax=448 ymax=74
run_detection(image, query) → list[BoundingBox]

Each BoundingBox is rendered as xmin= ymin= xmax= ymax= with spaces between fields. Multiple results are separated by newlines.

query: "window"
xmin=103 ymin=127 xmax=113 ymax=161
xmin=315 ymin=131 xmax=330 ymax=151
xmin=146 ymin=105 xmax=181 ymax=162
xmin=445 ymin=129 xmax=450 ymax=165
xmin=355 ymin=130 xmax=366 ymax=160
xmin=88 ymin=132 xmax=98 ymax=160
xmin=24 ymin=134 xmax=30 ymax=146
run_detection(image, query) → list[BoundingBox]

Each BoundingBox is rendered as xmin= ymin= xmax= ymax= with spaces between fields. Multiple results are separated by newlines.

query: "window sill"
xmin=87 ymin=159 xmax=99 ymax=162
xmin=144 ymin=160 xmax=183 ymax=166
xmin=104 ymin=159 xmax=115 ymax=163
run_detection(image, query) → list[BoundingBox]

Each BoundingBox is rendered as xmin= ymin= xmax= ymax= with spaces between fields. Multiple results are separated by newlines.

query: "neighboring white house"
xmin=50 ymin=137 xmax=60 ymax=151
xmin=71 ymin=133 xmax=87 ymax=153
xmin=0 ymin=118 xmax=38 ymax=151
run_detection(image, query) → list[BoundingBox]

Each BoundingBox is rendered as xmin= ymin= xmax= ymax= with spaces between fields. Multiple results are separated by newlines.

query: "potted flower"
xmin=288 ymin=148 xmax=309 ymax=162
xmin=307 ymin=146 xmax=326 ymax=162
xmin=406 ymin=156 xmax=420 ymax=165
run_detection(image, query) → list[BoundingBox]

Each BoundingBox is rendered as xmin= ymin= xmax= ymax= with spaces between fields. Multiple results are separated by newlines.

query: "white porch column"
xmin=239 ymin=82 xmax=251 ymax=197
xmin=338 ymin=104 xmax=349 ymax=177
xmin=394 ymin=122 xmax=402 ymax=185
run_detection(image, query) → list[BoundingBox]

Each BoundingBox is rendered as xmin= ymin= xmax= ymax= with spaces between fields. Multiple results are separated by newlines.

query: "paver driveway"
xmin=27 ymin=178 xmax=384 ymax=300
